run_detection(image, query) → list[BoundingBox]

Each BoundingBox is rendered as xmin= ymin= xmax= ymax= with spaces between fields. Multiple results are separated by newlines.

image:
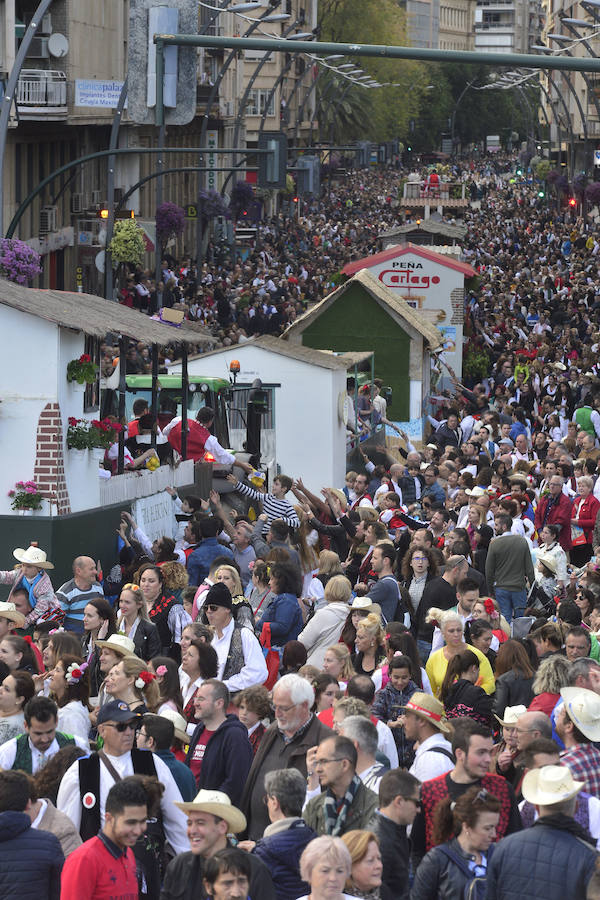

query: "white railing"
xmin=403 ymin=181 xmax=467 ymax=201
xmin=99 ymin=459 xmax=196 ymax=506
xmin=16 ymin=70 xmax=67 ymax=116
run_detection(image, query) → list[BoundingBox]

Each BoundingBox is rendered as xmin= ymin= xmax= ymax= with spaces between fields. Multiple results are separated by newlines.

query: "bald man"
xmin=56 ymin=556 xmax=104 ymax=633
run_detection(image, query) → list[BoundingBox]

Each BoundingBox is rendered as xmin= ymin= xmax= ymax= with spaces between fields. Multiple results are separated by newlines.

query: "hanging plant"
xmin=108 ymin=220 xmax=146 ymax=268
xmin=586 ymin=182 xmax=600 ymax=205
xmin=66 ymin=354 xmax=98 ymax=385
xmin=66 ymin=418 xmax=91 ymax=450
xmin=198 ymin=189 xmax=230 ymax=222
xmin=89 ymin=417 xmax=123 ymax=450
xmin=0 ymin=238 xmax=42 ymax=285
xmin=229 ymin=181 xmax=255 ymax=220
xmin=156 ymin=201 xmax=185 ymax=248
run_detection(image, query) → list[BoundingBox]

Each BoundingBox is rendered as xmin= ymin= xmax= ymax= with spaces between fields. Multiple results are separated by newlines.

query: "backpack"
xmin=437 ymin=843 xmax=494 ymax=900
xmin=429 ymin=745 xmax=455 ymax=763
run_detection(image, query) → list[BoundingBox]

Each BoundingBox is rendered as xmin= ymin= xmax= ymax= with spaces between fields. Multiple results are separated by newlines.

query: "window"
xmin=246 ymin=89 xmax=275 ymax=117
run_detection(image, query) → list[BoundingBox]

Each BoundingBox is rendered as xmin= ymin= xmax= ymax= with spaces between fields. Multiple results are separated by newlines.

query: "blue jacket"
xmin=185 ymin=714 xmax=253 ymax=805
xmin=187 ymin=538 xmax=233 ymax=587
xmin=0 ymin=811 xmax=64 ymax=900
xmin=153 ymin=747 xmax=197 ymax=802
xmin=257 ymin=592 xmax=303 ymax=645
xmin=486 ymin=817 xmax=597 ymax=900
xmin=253 ymin=818 xmax=317 ymax=900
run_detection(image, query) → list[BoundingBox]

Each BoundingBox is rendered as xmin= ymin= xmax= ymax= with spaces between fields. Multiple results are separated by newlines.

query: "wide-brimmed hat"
xmin=465 ymin=487 xmax=486 ymax=498
xmin=494 ymin=704 xmax=527 ymax=728
xmin=13 ymin=545 xmax=53 ymax=570
xmin=95 ymin=634 xmax=137 ymax=658
xmin=537 ymin=552 xmax=558 ymax=575
xmin=522 ymin=765 xmax=584 ymax=806
xmin=149 ymin=709 xmax=190 ymax=744
xmin=175 ymin=789 xmax=247 ymax=833
xmin=327 ymin=488 xmax=348 ymax=510
xmin=399 ymin=692 xmax=451 ymax=734
xmin=350 ymin=596 xmax=382 ymax=618
xmin=560 ymin=687 xmax=600 ymax=741
xmin=0 ymin=601 xmax=26 ymax=628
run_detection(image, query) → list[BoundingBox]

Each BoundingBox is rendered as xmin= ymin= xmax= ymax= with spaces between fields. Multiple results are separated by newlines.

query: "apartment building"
xmin=474 ymin=0 xmax=543 ymax=52
xmin=0 ymin=0 xmax=317 ymax=293
xmin=439 ymin=0 xmax=477 ymax=49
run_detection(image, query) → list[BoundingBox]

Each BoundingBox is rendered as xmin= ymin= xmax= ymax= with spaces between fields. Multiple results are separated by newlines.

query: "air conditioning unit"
xmin=71 ymin=193 xmax=84 ymax=214
xmin=221 ymin=99 xmax=235 ymax=117
xmin=114 ymin=188 xmax=124 ymax=203
xmin=27 ymin=37 xmax=49 ymax=59
xmin=40 ymin=13 xmax=53 ymax=34
xmin=40 ymin=205 xmax=57 ymax=235
xmin=91 ymin=189 xmax=102 ymax=206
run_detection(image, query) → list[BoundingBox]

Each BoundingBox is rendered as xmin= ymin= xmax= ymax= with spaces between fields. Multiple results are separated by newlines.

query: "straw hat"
xmin=399 ymin=692 xmax=451 ymax=734
xmin=494 ymin=704 xmax=527 ymax=728
xmin=175 ymin=789 xmax=247 ymax=833
xmin=465 ymin=487 xmax=486 ymax=498
xmin=537 ymin=552 xmax=558 ymax=575
xmin=95 ymin=634 xmax=137 ymax=658
xmin=350 ymin=596 xmax=382 ymax=618
xmin=560 ymin=687 xmax=600 ymax=741
xmin=0 ymin=601 xmax=26 ymax=628
xmin=522 ymin=765 xmax=584 ymax=806
xmin=13 ymin=545 xmax=53 ymax=570
xmin=327 ymin=488 xmax=348 ymax=510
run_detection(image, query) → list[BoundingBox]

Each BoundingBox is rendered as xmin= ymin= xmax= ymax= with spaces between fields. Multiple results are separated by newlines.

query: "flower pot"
xmin=91 ymin=447 xmax=105 ymax=462
xmin=70 ymin=381 xmax=86 ymax=393
xmin=17 ymin=509 xmax=33 ymax=516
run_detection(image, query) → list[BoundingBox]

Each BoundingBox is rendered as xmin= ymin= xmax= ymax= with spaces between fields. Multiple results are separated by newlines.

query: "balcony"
xmin=400 ymin=181 xmax=469 ymax=208
xmin=16 ymin=70 xmax=67 ymax=120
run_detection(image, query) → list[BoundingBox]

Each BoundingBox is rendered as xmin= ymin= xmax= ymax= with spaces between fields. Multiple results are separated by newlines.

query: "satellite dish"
xmin=48 ymin=33 xmax=69 ymax=58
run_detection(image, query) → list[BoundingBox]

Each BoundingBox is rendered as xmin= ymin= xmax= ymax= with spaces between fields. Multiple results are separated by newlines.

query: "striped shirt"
xmin=56 ymin=578 xmax=104 ymax=633
xmin=236 ymin=482 xmax=300 ymax=530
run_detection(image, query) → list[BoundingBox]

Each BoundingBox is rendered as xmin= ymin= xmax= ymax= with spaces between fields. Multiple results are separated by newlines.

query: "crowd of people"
xmin=5 ymin=154 xmax=600 ymax=900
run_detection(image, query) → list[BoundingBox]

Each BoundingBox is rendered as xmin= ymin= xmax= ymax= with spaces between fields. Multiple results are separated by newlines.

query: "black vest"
xmin=78 ymin=749 xmax=157 ymax=840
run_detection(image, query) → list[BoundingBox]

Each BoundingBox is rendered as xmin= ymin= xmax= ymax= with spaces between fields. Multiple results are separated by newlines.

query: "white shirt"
xmin=57 ymin=701 xmax=91 ymax=743
xmin=211 ymin=617 xmax=268 ymax=692
xmin=409 ymin=731 xmax=454 ymax=783
xmin=0 ymin=733 xmax=89 ymax=774
xmin=179 ymin=670 xmax=205 ymax=708
xmin=30 ymin=797 xmax=48 ymax=829
xmin=56 ymin=749 xmax=189 ymax=855
xmin=375 ymin=719 xmax=399 ymax=769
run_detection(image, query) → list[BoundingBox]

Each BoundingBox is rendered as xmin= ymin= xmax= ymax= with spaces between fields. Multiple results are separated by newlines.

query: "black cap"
xmin=205 ymin=582 xmax=233 ymax=611
xmin=97 ymin=700 xmax=138 ymax=725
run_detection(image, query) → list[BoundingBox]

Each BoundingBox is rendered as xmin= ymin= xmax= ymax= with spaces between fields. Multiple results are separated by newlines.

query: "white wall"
xmin=0 ymin=306 xmax=59 ymax=514
xmin=170 ymin=346 xmax=348 ymax=493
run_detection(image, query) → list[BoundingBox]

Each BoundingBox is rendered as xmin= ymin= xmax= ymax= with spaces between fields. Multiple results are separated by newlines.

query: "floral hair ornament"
xmin=66 ymin=661 xmax=88 ymax=684
xmin=135 ymin=670 xmax=156 ymax=690
xmin=484 ymin=598 xmax=499 ymax=620
xmin=122 ymin=583 xmax=140 ymax=592
xmin=49 ymin=626 xmax=64 ymax=635
xmin=155 ymin=665 xmax=168 ymax=677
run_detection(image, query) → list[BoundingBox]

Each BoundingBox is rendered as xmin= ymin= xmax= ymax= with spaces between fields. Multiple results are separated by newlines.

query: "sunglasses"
xmin=122 ymin=583 xmax=140 ymax=592
xmin=206 ymin=604 xmax=222 ymax=612
xmin=103 ymin=721 xmax=138 ymax=733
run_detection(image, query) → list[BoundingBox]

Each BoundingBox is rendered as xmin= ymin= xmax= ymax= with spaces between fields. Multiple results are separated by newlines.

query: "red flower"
xmin=71 ymin=668 xmax=82 ymax=679
xmin=79 ymin=354 xmax=91 ymax=363
xmin=484 ymin=598 xmax=495 ymax=615
xmin=139 ymin=670 xmax=155 ymax=685
xmin=68 ymin=417 xmax=78 ymax=426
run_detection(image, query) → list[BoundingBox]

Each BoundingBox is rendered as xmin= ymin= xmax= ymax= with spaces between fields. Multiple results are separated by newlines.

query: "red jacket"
xmin=571 ymin=494 xmax=600 ymax=542
xmin=534 ymin=493 xmax=573 ymax=551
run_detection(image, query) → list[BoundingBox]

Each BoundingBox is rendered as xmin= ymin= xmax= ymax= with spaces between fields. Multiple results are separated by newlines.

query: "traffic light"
xmin=98 ymin=208 xmax=109 ymax=219
xmin=568 ymin=197 xmax=577 ymax=207
xmin=97 ymin=208 xmax=135 ymax=219
xmin=516 ymin=168 xmax=523 ymax=176
xmin=292 ymin=197 xmax=298 ymax=204
xmin=258 ymin=132 xmax=287 ymax=190
xmin=538 ymin=190 xmax=545 ymax=198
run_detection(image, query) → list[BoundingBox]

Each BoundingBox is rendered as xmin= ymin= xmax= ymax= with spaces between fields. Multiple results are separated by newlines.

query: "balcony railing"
xmin=16 ymin=69 xmax=67 ymax=119
xmin=401 ymin=181 xmax=468 ymax=205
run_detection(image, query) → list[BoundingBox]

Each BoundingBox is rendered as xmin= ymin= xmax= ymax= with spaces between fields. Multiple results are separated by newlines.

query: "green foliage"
xmin=318 ymin=0 xmax=423 ymax=143
xmin=108 ymin=220 xmax=146 ymax=267
xmin=463 ymin=346 xmax=490 ymax=381
xmin=535 ymin=159 xmax=551 ymax=181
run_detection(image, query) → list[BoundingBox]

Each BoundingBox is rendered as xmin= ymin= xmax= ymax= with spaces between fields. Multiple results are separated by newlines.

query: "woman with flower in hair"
xmin=49 ymin=653 xmax=90 ymax=741
xmin=472 ymin=597 xmax=510 ymax=647
xmin=103 ymin=655 xmax=160 ymax=713
xmin=148 ymin=655 xmax=184 ymax=715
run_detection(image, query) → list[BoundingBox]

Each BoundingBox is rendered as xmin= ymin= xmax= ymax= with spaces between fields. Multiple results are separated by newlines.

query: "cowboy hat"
xmin=145 ymin=710 xmax=189 ymax=745
xmin=0 ymin=601 xmax=26 ymax=628
xmin=95 ymin=634 xmax=137 ymax=658
xmin=494 ymin=704 xmax=527 ymax=728
xmin=13 ymin=545 xmax=53 ymax=570
xmin=537 ymin=552 xmax=558 ymax=575
xmin=327 ymin=488 xmax=348 ymax=510
xmin=522 ymin=765 xmax=584 ymax=806
xmin=399 ymin=692 xmax=451 ymax=734
xmin=350 ymin=596 xmax=382 ymax=617
xmin=175 ymin=789 xmax=247 ymax=833
xmin=465 ymin=487 xmax=486 ymax=498
xmin=560 ymin=687 xmax=600 ymax=742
